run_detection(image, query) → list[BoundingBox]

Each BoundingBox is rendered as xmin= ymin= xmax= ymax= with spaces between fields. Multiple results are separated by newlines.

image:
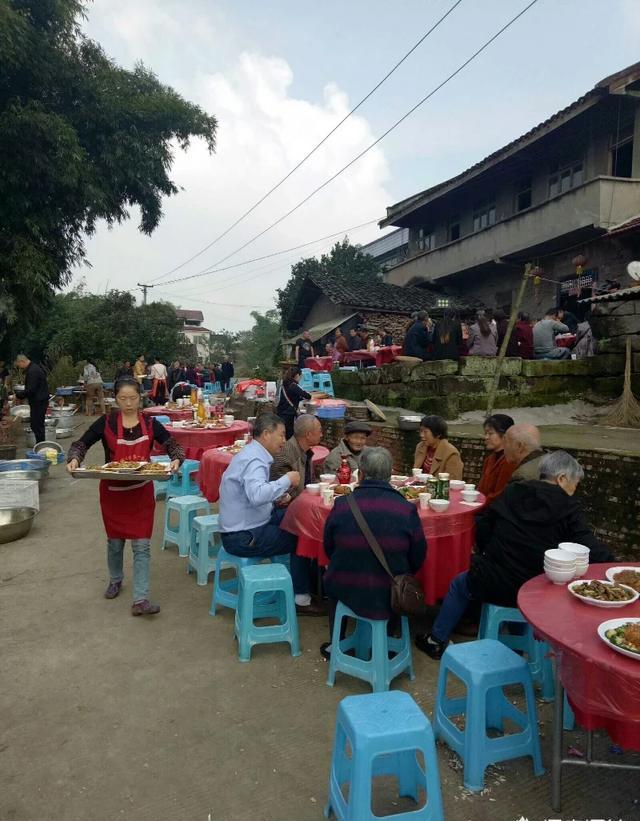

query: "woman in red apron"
xmin=67 ymin=378 xmax=184 ymax=615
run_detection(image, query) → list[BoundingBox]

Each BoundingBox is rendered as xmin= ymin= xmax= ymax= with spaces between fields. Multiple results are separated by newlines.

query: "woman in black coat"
xmin=415 ymin=450 xmax=613 ymax=659
xmin=276 ymin=366 xmax=311 ymax=439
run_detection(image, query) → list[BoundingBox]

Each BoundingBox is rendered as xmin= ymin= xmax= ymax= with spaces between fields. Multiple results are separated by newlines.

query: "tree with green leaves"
xmin=276 ymin=239 xmax=382 ymax=331
xmin=0 ymin=0 xmax=217 ymax=347
xmin=236 ymin=310 xmax=282 ymax=379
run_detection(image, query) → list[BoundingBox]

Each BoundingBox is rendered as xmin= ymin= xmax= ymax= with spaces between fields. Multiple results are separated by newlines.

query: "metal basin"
xmin=0 ymin=507 xmax=37 ymax=544
xmin=0 ymin=459 xmax=49 ymax=475
xmin=0 ymin=470 xmax=46 ymax=490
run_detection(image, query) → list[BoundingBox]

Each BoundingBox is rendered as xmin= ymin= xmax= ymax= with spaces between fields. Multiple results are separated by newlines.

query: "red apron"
xmin=99 ymin=413 xmax=155 ymax=540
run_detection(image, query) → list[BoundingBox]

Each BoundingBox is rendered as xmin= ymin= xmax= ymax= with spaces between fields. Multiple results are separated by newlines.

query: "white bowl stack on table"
xmin=558 ymin=542 xmax=590 ymax=577
xmin=544 ymin=548 xmax=577 ymax=584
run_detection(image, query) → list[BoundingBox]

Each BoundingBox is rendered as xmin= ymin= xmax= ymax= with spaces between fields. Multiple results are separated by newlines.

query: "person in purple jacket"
xmin=321 ymin=446 xmax=427 ymax=659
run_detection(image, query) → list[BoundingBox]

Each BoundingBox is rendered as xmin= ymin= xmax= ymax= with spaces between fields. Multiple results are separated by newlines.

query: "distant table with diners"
xmin=342 ymin=345 xmax=402 ymax=368
xmin=518 ymin=563 xmax=640 ymax=811
xmin=198 ymin=444 xmax=330 ymax=502
xmin=159 ymin=420 xmax=250 ymax=460
xmin=305 ymin=356 xmax=334 ymax=372
xmin=555 ymin=333 xmax=577 ymax=349
xmin=281 ymin=483 xmax=485 ymax=605
xmin=142 ymin=406 xmax=194 ymax=422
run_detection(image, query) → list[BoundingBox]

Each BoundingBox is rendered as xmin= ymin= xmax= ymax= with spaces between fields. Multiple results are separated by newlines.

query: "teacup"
xmin=418 ymin=492 xmax=431 ymax=510
xmin=463 ymin=483 xmax=476 ymax=492
xmin=321 ymin=488 xmax=334 ymax=506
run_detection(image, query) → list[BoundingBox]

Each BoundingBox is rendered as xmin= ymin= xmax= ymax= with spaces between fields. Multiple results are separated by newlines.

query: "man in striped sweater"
xmin=321 ymin=446 xmax=427 ymax=659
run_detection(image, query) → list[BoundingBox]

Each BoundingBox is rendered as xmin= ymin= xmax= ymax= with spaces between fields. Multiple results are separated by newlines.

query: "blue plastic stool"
xmin=433 ymin=639 xmax=544 ymax=792
xmin=203 ymin=382 xmax=214 ymax=393
xmin=478 ymin=604 xmax=543 ymax=686
xmin=324 ymin=692 xmax=444 ymax=821
xmin=210 ymin=547 xmax=275 ymax=615
xmin=299 ymin=368 xmax=315 ymax=392
xmin=188 ymin=514 xmax=221 ymax=585
xmin=166 ymin=459 xmax=201 ymax=499
xmin=162 ymin=495 xmax=210 ymax=557
xmin=154 ymin=415 xmax=171 ymax=425
xmin=234 ymin=564 xmax=301 ymax=662
xmin=312 ymin=371 xmax=335 ymax=397
xmin=150 ymin=454 xmax=170 ymax=500
xmin=327 ymin=602 xmax=414 ymax=693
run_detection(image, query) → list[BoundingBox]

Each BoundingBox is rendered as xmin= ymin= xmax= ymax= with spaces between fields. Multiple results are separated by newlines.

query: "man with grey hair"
xmin=14 ymin=353 xmax=49 ymax=444
xmin=321 ymin=446 xmax=427 ymax=659
xmin=504 ymin=423 xmax=544 ymax=482
xmin=416 ymin=449 xmax=613 ymax=659
xmin=270 ymin=413 xmax=323 ymax=502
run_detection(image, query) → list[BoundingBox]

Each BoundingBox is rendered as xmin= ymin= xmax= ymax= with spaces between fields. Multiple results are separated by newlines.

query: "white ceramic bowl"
xmin=449 ymin=480 xmax=465 ymax=490
xmin=544 ymin=548 xmax=577 ymax=564
xmin=545 ymin=568 xmax=576 ymax=584
xmin=558 ymin=542 xmax=590 ymax=557
xmin=429 ymin=499 xmax=450 ymax=513
xmin=319 ymin=474 xmax=336 ymax=483
xmin=463 ymin=483 xmax=476 ymax=492
xmin=568 ymin=579 xmax=639 ymax=608
xmin=306 ymin=483 xmax=321 ymax=495
xmin=418 ymin=473 xmax=432 ymax=483
xmin=461 ymin=490 xmax=480 ymax=503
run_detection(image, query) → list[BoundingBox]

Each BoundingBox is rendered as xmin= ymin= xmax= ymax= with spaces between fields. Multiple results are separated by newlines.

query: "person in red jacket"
xmin=507 ymin=312 xmax=534 ymax=359
xmin=477 ymin=414 xmax=516 ymax=506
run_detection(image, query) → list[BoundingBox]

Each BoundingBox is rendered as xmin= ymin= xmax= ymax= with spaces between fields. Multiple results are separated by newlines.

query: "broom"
xmin=601 ymin=335 xmax=640 ymax=427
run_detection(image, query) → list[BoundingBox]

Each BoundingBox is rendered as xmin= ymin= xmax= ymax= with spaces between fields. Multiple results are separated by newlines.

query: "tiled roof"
xmin=176 ymin=309 xmax=204 ymax=321
xmin=608 ymin=215 xmax=640 ymax=237
xmin=580 ymin=286 xmax=640 ymax=304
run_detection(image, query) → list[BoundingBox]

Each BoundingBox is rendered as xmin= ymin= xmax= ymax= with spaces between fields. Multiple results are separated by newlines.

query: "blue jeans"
xmin=535 ymin=347 xmax=571 ymax=360
xmin=107 ymin=538 xmax=150 ymax=602
xmin=431 ymin=571 xmax=475 ymax=643
xmin=221 ymin=509 xmax=310 ymax=595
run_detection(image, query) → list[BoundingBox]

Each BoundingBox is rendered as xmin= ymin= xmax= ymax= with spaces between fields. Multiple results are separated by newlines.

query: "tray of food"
xmin=72 ymin=461 xmax=172 ymax=481
xmin=598 ymin=618 xmax=640 ymax=660
xmin=398 ymin=485 xmax=427 ymax=501
xmin=567 ymin=579 xmax=639 ymax=608
xmin=605 ymin=566 xmax=640 ymax=593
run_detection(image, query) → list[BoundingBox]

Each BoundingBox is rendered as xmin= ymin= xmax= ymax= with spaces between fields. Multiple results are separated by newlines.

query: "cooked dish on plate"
xmin=138 ymin=463 xmax=170 ymax=475
xmin=334 ymin=484 xmax=352 ymax=495
xmin=398 ymin=486 xmax=426 ymax=500
xmin=610 ymin=569 xmax=640 ymax=593
xmin=572 ymin=580 xmax=635 ymax=601
xmin=605 ymin=622 xmax=640 ymax=655
xmin=104 ymin=461 xmax=146 ymax=471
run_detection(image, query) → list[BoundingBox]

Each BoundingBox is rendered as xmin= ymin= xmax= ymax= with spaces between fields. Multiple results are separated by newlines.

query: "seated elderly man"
xmin=218 ymin=412 xmax=323 ymax=615
xmin=415 ymin=450 xmax=613 ymax=659
xmin=321 ymin=446 xmax=427 ymax=659
xmin=270 ymin=414 xmax=323 ymax=501
xmin=323 ymin=420 xmax=372 ymax=475
xmin=504 ymin=423 xmax=545 ymax=482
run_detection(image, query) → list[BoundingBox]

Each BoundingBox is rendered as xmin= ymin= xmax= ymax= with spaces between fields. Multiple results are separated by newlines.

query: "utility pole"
xmin=137 ymin=282 xmax=153 ymax=305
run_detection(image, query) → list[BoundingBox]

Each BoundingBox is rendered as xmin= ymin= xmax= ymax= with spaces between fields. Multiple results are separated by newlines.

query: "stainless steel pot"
xmin=0 ymin=507 xmax=37 ymax=544
xmin=0 ymin=469 xmax=46 ymax=490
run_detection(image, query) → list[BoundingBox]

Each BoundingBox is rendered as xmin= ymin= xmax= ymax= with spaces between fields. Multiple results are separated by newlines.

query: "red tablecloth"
xmin=199 ymin=444 xmax=330 ymax=502
xmin=142 ymin=406 xmax=194 ymax=422
xmin=161 ymin=421 xmax=250 ymax=459
xmin=518 ymin=564 xmax=640 ymax=750
xmin=342 ymin=346 xmax=402 ymax=368
xmin=281 ymin=489 xmax=484 ymax=605
xmin=305 ymin=356 xmax=334 ymax=372
xmin=555 ymin=334 xmax=577 ymax=349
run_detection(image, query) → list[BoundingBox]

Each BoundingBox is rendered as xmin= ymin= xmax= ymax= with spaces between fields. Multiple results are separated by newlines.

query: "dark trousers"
xmin=221 ymin=508 xmax=311 ymax=595
xmin=282 ymin=413 xmax=295 ymax=440
xmin=29 ymin=399 xmax=48 ymax=444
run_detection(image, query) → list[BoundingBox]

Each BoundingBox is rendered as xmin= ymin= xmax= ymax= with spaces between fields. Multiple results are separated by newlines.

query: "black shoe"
xmin=320 ymin=642 xmax=331 ymax=661
xmin=415 ymin=632 xmax=447 ymax=660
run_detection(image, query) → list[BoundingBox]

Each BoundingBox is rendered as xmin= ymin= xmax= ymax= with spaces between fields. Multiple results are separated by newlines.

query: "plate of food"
xmin=103 ymin=461 xmax=148 ymax=473
xmin=605 ymin=566 xmax=640 ymax=593
xmin=597 ymin=618 xmax=640 ymax=660
xmin=568 ymin=579 xmax=639 ymax=608
xmin=334 ymin=484 xmax=353 ymax=495
xmin=398 ymin=485 xmax=426 ymax=501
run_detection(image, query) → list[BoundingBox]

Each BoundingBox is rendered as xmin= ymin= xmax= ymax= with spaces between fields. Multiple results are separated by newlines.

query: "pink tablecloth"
xmin=518 ymin=564 xmax=640 ymax=750
xmin=199 ymin=444 xmax=330 ymax=502
xmin=162 ymin=420 xmax=250 ymax=459
xmin=342 ymin=346 xmax=402 ymax=368
xmin=281 ymin=489 xmax=484 ymax=605
xmin=142 ymin=406 xmax=194 ymax=422
xmin=305 ymin=356 xmax=334 ymax=372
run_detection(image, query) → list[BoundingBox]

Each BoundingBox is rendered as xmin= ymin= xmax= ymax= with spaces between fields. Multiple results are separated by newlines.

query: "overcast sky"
xmin=78 ymin=0 xmax=640 ymax=332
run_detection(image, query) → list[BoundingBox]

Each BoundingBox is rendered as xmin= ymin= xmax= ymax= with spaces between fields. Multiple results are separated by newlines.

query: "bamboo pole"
xmin=486 ymin=262 xmax=532 ymax=417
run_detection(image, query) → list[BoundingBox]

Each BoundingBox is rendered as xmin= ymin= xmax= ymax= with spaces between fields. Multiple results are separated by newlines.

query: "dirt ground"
xmin=1 ymin=419 xmax=639 ymax=821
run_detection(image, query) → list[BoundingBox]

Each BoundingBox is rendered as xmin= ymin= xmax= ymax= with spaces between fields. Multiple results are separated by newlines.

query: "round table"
xmin=518 ymin=564 xmax=640 ymax=810
xmin=199 ymin=444 xmax=330 ymax=502
xmin=142 ymin=406 xmax=194 ymax=422
xmin=280 ymin=488 xmax=484 ymax=605
xmin=163 ymin=420 xmax=250 ymax=459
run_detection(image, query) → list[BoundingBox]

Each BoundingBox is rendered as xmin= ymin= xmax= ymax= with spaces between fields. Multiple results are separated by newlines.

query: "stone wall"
xmin=590 ymin=296 xmax=640 ymax=354
xmin=315 ymin=417 xmax=640 ymax=561
xmin=332 ymin=354 xmax=633 ymax=418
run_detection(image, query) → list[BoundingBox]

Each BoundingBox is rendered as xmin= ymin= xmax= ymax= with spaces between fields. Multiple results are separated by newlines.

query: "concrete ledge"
xmin=407 ymin=360 xmax=458 ymax=380
xmin=459 ymin=357 xmax=522 ymax=376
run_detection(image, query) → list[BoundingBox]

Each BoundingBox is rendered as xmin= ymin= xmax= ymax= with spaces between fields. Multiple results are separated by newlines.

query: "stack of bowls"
xmin=559 ymin=542 xmax=590 ymax=577
xmin=544 ymin=548 xmax=576 ymax=584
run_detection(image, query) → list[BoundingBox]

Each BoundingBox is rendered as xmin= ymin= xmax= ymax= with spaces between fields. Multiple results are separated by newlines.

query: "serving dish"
xmin=605 ymin=566 xmax=640 ymax=593
xmin=597 ymin=618 xmax=640 ymax=661
xmin=568 ymin=579 xmax=639 ymax=608
xmin=72 ymin=461 xmax=171 ymax=481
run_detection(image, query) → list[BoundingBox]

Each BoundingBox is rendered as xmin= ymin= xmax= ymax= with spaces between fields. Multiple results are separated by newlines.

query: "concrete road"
xmin=1 ymin=428 xmax=639 ymax=820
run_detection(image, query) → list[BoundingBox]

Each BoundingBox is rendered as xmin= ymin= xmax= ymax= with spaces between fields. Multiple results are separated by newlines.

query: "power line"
xmin=156 ymin=218 xmax=379 ymax=287
xmin=155 ymin=0 xmax=541 ymax=289
xmin=147 ymin=0 xmax=465 ymax=284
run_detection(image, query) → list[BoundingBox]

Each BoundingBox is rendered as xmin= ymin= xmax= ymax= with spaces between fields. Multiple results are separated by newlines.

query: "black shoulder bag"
xmin=346 ymin=493 xmax=426 ymax=617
